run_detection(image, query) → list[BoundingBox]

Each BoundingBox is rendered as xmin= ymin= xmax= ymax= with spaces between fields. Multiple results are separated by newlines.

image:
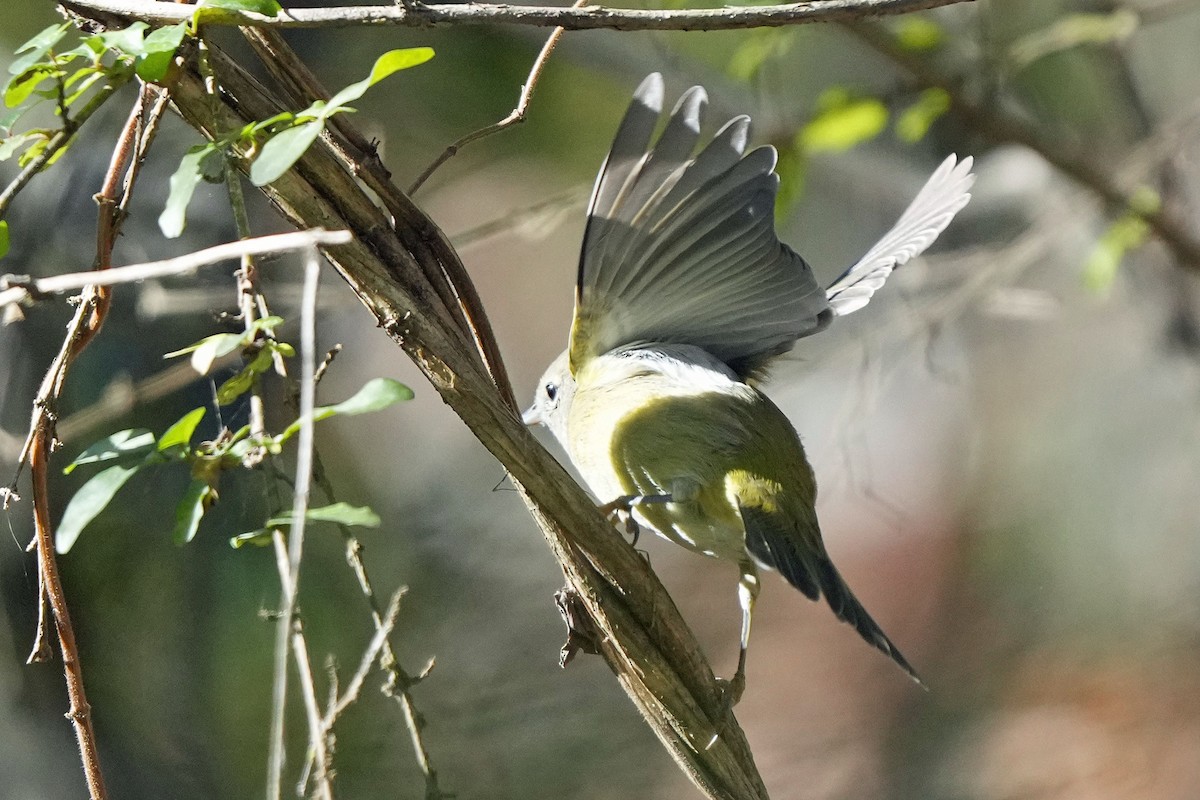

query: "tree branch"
xmin=62 ymin=0 xmax=973 ymax=32
xmin=142 ymin=28 xmax=769 ymax=800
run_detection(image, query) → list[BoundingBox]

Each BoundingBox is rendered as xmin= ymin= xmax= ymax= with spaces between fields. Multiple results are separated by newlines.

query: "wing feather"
xmin=570 ymin=75 xmax=830 ymax=376
xmin=825 ymin=154 xmax=975 ymax=316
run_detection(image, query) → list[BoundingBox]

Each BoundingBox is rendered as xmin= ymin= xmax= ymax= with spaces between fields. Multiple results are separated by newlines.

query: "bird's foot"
xmin=714 ymin=670 xmax=745 ymax=717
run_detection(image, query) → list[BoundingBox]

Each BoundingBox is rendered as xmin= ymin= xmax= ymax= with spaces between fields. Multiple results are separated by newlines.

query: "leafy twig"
xmin=17 ymin=80 xmax=169 ymax=800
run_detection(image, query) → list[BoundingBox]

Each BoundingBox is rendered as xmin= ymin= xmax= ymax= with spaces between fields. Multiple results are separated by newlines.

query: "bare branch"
xmin=62 ymin=0 xmax=973 ymax=31
xmin=409 ymin=0 xmax=589 ymax=194
xmin=267 ymin=246 xmax=331 ymax=800
xmin=0 ymin=230 xmax=352 ymax=309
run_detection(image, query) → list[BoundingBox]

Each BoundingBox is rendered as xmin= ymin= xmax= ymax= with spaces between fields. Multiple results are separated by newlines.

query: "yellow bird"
xmin=523 ymin=74 xmax=973 ymax=701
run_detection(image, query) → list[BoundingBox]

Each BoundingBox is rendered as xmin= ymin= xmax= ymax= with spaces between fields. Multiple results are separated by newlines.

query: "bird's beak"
xmin=521 ymin=406 xmax=542 ymax=427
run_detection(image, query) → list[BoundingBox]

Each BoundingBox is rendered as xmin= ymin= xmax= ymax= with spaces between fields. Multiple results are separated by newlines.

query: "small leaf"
xmin=0 ymin=220 xmax=8 ymax=259
xmin=164 ymin=332 xmax=244 ymax=375
xmin=95 ymin=21 xmax=149 ymax=55
xmin=727 ymin=29 xmax=793 ymax=83
xmin=64 ymin=429 xmax=156 ymax=474
xmin=173 ymin=479 xmax=216 ymax=544
xmin=8 ymin=23 xmax=72 ymax=77
xmin=159 ymin=143 xmax=224 ymax=238
xmin=277 ymin=378 xmax=414 ymax=442
xmin=5 ymin=64 xmax=58 ymax=108
xmin=264 ymin=502 xmax=381 ymax=529
xmin=216 ymin=344 xmax=276 ymax=404
xmin=0 ymin=131 xmax=40 ymax=161
xmin=1083 ymin=189 xmax=1158 ymax=293
xmin=136 ymin=22 xmax=189 ymax=82
xmin=57 ymin=462 xmax=146 ymax=553
xmin=894 ymin=17 xmax=945 ymax=52
xmin=195 ymin=0 xmax=283 ymax=15
xmin=158 ymin=408 xmax=207 ymax=452
xmin=895 ymin=88 xmax=951 ymax=143
xmin=325 ymin=48 xmax=435 ymax=111
xmin=230 ymin=529 xmax=274 ymax=548
xmin=249 ymin=119 xmax=322 ymax=186
xmin=799 ymin=89 xmax=888 ymax=153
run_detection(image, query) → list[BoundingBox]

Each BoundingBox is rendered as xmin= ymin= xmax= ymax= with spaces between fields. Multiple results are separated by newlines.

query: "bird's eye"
xmin=544 ymin=383 xmax=558 ymax=402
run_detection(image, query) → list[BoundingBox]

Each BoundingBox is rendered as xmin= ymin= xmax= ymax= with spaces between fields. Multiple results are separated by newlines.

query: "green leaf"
xmin=264 ymin=502 xmax=382 ymax=530
xmin=727 ymin=29 xmax=793 ymax=83
xmin=95 ymin=21 xmax=149 ymax=55
xmin=894 ymin=17 xmax=945 ymax=52
xmin=136 ymin=22 xmax=189 ymax=82
xmin=1083 ymin=188 xmax=1158 ymax=293
xmin=215 ymin=348 xmax=273 ymax=405
xmin=277 ymin=378 xmax=413 ymax=442
xmin=249 ymin=119 xmax=322 ymax=186
xmin=1010 ymin=10 xmax=1139 ymax=69
xmin=57 ymin=461 xmax=146 ymax=553
xmin=0 ymin=220 xmax=8 ymax=259
xmin=9 ymin=23 xmax=72 ymax=77
xmin=230 ymin=529 xmax=274 ymax=548
xmin=173 ymin=479 xmax=216 ymax=544
xmin=158 ymin=407 xmax=207 ymax=452
xmin=159 ymin=143 xmax=224 ymax=238
xmin=164 ymin=331 xmax=243 ymax=375
xmin=799 ymin=89 xmax=888 ymax=153
xmin=325 ymin=48 xmax=435 ymax=111
xmin=64 ymin=429 xmax=156 ymax=474
xmin=5 ymin=64 xmax=58 ymax=108
xmin=196 ymin=0 xmax=283 ymax=15
xmin=895 ymin=88 xmax=951 ymax=143
xmin=0 ymin=132 xmax=40 ymax=161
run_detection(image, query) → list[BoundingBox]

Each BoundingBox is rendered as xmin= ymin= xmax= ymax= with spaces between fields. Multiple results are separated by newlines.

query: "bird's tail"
xmin=811 ymin=555 xmax=924 ymax=687
xmin=741 ymin=503 xmax=924 ymax=686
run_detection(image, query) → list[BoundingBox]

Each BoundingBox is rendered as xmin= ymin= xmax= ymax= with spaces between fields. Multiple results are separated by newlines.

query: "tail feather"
xmin=741 ymin=503 xmax=923 ymax=686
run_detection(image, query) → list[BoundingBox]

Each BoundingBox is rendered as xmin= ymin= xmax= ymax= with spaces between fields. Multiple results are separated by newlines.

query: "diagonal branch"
xmin=62 ymin=0 xmax=974 ymax=32
xmin=138 ymin=28 xmax=770 ymax=800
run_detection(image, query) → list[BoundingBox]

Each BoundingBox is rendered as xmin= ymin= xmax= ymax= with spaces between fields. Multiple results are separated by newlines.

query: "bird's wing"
xmin=824 ymin=154 xmax=975 ymax=316
xmin=739 ymin=500 xmax=922 ymax=684
xmin=569 ymin=73 xmax=830 ymax=379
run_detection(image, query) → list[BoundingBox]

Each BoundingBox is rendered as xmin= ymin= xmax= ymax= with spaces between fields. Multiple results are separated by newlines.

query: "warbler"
xmin=523 ymin=73 xmax=973 ymax=701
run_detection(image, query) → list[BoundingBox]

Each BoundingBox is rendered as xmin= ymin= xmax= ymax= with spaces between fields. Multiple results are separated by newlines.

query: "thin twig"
xmin=330 ymin=588 xmax=405 ymax=721
xmin=408 ymin=0 xmax=589 ymax=195
xmin=267 ymin=245 xmax=331 ymax=800
xmin=0 ymin=230 xmax=352 ymax=309
xmin=61 ymin=0 xmax=975 ymax=31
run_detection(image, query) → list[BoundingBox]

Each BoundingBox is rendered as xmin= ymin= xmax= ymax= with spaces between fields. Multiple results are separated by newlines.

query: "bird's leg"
xmin=716 ymin=559 xmax=760 ymax=711
xmin=597 ymin=493 xmax=672 ymax=546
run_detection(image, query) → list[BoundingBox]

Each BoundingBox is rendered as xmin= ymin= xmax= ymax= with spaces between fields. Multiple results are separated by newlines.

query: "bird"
xmin=522 ymin=73 xmax=974 ymax=703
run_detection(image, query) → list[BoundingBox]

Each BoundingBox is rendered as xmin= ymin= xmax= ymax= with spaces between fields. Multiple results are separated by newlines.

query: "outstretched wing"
xmin=825 ymin=154 xmax=975 ymax=316
xmin=569 ymin=73 xmax=831 ymax=378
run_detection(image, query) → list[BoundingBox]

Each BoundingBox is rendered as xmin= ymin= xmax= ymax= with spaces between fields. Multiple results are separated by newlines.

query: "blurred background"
xmin=2 ymin=0 xmax=1200 ymax=798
